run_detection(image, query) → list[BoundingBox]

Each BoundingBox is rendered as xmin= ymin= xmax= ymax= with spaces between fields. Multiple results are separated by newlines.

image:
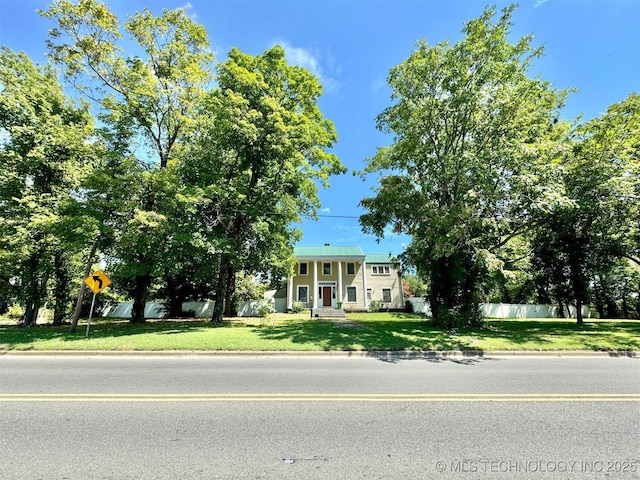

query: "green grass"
xmin=0 ymin=313 xmax=639 ymax=352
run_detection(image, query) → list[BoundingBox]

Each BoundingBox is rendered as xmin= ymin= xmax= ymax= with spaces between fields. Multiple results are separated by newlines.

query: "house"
xmin=284 ymin=245 xmax=404 ymax=312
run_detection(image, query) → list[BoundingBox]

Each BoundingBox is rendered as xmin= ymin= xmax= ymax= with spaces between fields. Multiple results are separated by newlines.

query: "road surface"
xmin=1 ymin=354 xmax=638 ymax=479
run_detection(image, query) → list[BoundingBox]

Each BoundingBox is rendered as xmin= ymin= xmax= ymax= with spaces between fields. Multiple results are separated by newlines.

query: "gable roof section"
xmin=365 ymin=253 xmax=397 ymax=264
xmin=294 ymin=246 xmax=365 ymax=258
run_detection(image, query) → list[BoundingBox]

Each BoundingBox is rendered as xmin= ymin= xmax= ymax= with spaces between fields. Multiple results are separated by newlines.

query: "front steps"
xmin=311 ymin=308 xmax=346 ymax=320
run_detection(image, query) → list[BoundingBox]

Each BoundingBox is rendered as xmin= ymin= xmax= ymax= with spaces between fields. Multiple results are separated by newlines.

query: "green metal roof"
xmin=294 ymin=246 xmax=365 ymax=257
xmin=365 ymin=254 xmax=397 ymax=263
xmin=293 ymin=247 xmax=399 ymax=262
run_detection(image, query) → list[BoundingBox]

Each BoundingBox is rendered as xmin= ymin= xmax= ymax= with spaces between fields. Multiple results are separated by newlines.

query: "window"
xmin=372 ymin=265 xmax=390 ymax=275
xmin=323 ymin=262 xmax=331 ymax=275
xmin=382 ymin=288 xmax=392 ymax=303
xmin=346 ymin=286 xmax=357 ymax=303
xmin=366 ymin=288 xmax=372 ymax=300
xmin=297 ymin=286 xmax=309 ymax=303
xmin=298 ymin=262 xmax=308 ymax=275
xmin=346 ymin=262 xmax=355 ymax=275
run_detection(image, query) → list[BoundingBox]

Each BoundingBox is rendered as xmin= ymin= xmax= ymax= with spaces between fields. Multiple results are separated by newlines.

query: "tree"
xmin=402 ymin=274 xmax=427 ymax=298
xmin=359 ymin=5 xmax=569 ymax=327
xmin=40 ymin=0 xmax=214 ymax=322
xmin=180 ymin=46 xmax=345 ymax=324
xmin=0 ymin=47 xmax=96 ymax=326
xmin=531 ymin=93 xmax=640 ymax=323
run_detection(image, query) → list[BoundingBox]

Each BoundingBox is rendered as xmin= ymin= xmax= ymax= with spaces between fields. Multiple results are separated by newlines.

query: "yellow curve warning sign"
xmin=84 ymin=270 xmax=111 ymax=294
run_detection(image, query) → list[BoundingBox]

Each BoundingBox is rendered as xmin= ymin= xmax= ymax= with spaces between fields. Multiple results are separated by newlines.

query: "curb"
xmin=1 ymin=349 xmax=638 ymax=358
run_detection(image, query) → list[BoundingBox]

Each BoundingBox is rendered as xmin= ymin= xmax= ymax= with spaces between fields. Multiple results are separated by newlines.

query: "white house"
xmin=285 ymin=245 xmax=404 ymax=312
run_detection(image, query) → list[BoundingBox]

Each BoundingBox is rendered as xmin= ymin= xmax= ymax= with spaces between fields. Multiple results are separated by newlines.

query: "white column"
xmin=362 ymin=260 xmax=368 ymax=310
xmin=313 ymin=260 xmax=318 ymax=309
xmin=287 ymin=275 xmax=293 ymax=310
xmin=337 ymin=260 xmax=343 ymax=306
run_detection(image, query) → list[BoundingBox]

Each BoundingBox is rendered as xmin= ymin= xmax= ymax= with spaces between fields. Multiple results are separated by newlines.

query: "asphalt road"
xmin=1 ymin=354 xmax=639 ymax=480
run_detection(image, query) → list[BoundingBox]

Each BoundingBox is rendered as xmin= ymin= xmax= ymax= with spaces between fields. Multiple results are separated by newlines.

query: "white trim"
xmin=318 ymin=282 xmax=336 ymax=307
xmin=381 ymin=287 xmax=392 ymax=304
xmin=362 ymin=260 xmax=368 ymax=309
xmin=337 ymin=261 xmax=343 ymax=303
xmin=297 ymin=285 xmax=309 ymax=304
xmin=346 ymin=285 xmax=358 ymax=303
xmin=287 ymin=276 xmax=293 ymax=310
xmin=298 ymin=262 xmax=308 ymax=275
xmin=313 ymin=261 xmax=318 ymax=309
xmin=372 ymin=265 xmax=390 ymax=275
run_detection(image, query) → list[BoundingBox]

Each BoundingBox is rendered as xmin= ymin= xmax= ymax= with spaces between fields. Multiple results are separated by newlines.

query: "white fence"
xmin=406 ymin=298 xmax=591 ymax=318
xmin=101 ymin=299 xmax=591 ymax=319
xmin=101 ymin=300 xmax=267 ymax=319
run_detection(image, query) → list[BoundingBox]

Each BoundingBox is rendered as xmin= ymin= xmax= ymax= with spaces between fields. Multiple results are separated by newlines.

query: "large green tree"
xmin=0 ymin=47 xmax=96 ymax=326
xmin=359 ymin=5 xmax=570 ymax=327
xmin=41 ymin=0 xmax=214 ymax=322
xmin=181 ymin=46 xmax=345 ymax=324
xmin=531 ymin=93 xmax=640 ymax=323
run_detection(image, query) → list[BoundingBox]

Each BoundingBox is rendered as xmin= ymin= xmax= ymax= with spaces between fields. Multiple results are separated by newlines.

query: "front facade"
xmin=286 ymin=245 xmax=404 ymax=311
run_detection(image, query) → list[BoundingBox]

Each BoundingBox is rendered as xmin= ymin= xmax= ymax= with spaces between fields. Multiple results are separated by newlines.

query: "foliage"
xmin=402 ymin=274 xmax=427 ymax=297
xmin=359 ymin=5 xmax=570 ymax=328
xmin=404 ymin=299 xmax=414 ymax=313
xmin=291 ymin=301 xmax=306 ymax=313
xmin=40 ymin=0 xmax=215 ymax=323
xmin=257 ymin=300 xmax=272 ymax=319
xmin=531 ymin=93 xmax=640 ymax=322
xmin=180 ymin=45 xmax=345 ymax=324
xmin=369 ymin=300 xmax=382 ymax=313
xmin=5 ymin=303 xmax=25 ymax=322
xmin=0 ymin=47 xmax=96 ymax=326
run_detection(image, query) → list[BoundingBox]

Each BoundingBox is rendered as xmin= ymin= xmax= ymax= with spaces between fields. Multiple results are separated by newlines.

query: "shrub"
xmin=369 ymin=300 xmax=381 ymax=312
xmin=404 ymin=299 xmax=415 ymax=313
xmin=2 ymin=303 xmax=25 ymax=323
xmin=291 ymin=301 xmax=305 ymax=313
xmin=257 ymin=301 xmax=272 ymax=318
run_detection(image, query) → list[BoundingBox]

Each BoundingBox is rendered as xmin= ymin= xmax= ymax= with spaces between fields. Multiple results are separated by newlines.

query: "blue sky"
xmin=1 ymin=0 xmax=639 ymax=257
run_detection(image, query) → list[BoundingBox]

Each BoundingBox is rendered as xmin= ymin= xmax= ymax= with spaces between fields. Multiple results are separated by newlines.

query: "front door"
xmin=322 ymin=286 xmax=332 ymax=307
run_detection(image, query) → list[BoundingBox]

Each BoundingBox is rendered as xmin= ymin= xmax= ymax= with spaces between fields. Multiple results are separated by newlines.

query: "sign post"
xmin=83 ymin=270 xmax=111 ymax=338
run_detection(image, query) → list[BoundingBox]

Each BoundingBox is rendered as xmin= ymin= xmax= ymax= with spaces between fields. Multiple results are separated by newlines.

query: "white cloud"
xmin=271 ymin=39 xmax=341 ymax=93
xmin=321 ymin=207 xmax=331 ymax=213
xmin=178 ymin=2 xmax=197 ymax=19
xmin=534 ymin=0 xmax=551 ymax=7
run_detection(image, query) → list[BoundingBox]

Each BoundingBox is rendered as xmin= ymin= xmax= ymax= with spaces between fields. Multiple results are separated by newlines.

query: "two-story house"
xmin=284 ymin=245 xmax=404 ymax=312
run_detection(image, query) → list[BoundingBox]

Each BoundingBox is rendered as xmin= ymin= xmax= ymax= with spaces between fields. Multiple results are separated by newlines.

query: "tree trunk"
xmin=52 ymin=250 xmax=70 ymax=326
xmin=566 ymin=232 xmax=586 ymax=325
xmin=165 ymin=271 xmax=184 ymax=318
xmin=575 ymin=297 xmax=584 ymax=325
xmin=131 ymin=271 xmax=151 ymax=323
xmin=21 ymin=250 xmax=45 ymax=327
xmin=211 ymin=255 xmax=231 ymax=325
xmin=224 ymin=271 xmax=236 ymax=317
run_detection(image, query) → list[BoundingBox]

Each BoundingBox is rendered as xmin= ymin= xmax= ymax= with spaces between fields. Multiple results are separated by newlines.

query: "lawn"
xmin=1 ymin=312 xmax=639 ymax=352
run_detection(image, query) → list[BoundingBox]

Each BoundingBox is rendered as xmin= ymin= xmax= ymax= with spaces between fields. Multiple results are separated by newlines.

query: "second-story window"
xmin=372 ymin=265 xmax=390 ymax=275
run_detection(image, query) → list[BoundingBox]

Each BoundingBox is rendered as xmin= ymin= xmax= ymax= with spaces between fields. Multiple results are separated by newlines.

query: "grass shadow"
xmin=1 ymin=315 xmax=639 ymax=354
